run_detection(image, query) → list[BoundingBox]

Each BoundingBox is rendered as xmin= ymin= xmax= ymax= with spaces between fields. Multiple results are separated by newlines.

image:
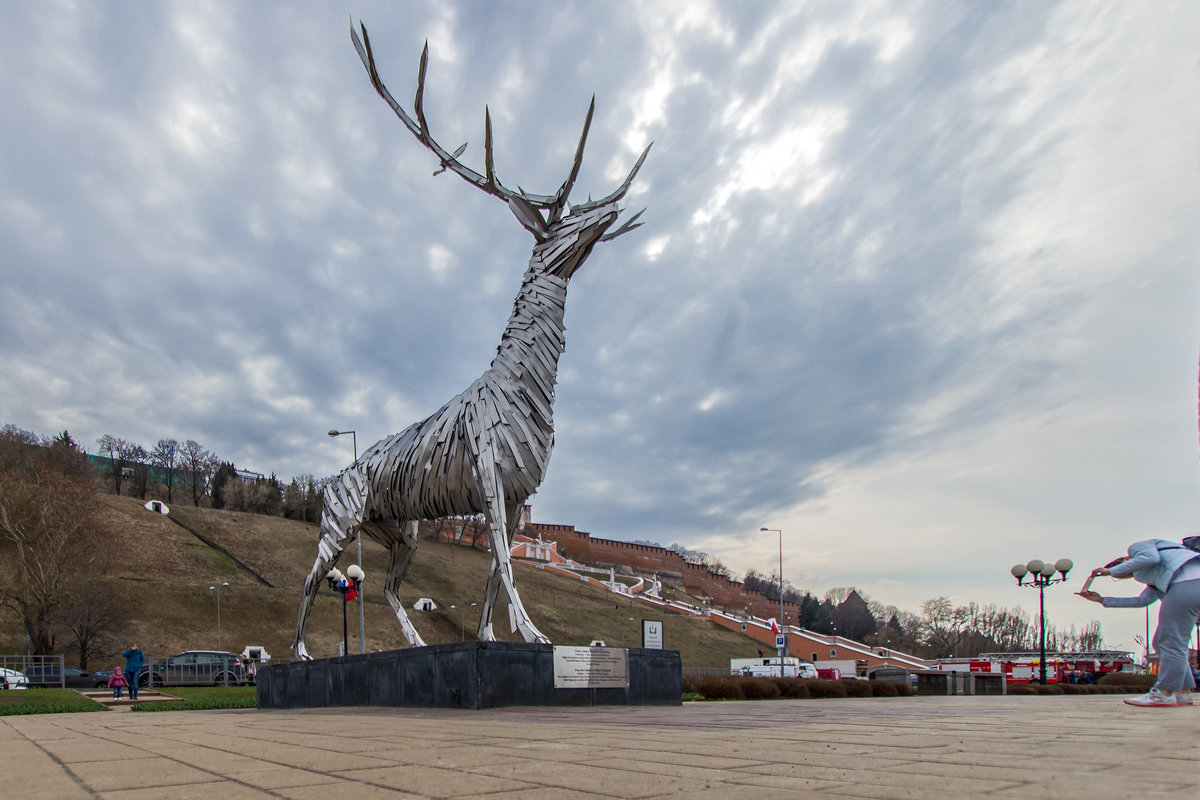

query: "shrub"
xmin=867 ymin=679 xmax=899 ymax=697
xmin=1060 ymin=684 xmax=1105 ymax=695
xmin=805 ymin=679 xmax=848 ymax=699
xmin=695 ymin=675 xmax=745 ymax=700
xmin=839 ymin=679 xmax=873 ymax=698
xmin=772 ymin=678 xmax=811 ymax=699
xmin=740 ymin=678 xmax=782 ymax=700
xmin=1097 ymin=673 xmax=1155 ymax=691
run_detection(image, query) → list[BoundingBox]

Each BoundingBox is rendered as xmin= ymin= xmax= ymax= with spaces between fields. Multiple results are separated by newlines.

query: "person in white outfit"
xmin=1079 ymin=538 xmax=1200 ymax=708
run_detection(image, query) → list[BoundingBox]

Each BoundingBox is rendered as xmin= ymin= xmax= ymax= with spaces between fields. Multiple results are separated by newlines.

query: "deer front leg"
xmin=478 ymin=500 xmax=523 ymax=641
xmin=293 ymin=468 xmax=368 ymax=660
xmin=478 ymin=558 xmax=500 ymax=642
xmin=471 ymin=459 xmax=549 ymax=644
xmin=378 ymin=520 xmax=427 ymax=648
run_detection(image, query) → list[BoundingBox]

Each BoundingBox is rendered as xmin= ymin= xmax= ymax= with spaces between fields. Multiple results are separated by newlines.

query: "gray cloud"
xmin=2 ymin=1 xmax=1197 ymax=651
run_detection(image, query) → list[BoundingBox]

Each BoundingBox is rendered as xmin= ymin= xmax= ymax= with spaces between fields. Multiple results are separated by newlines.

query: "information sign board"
xmin=642 ymin=620 xmax=663 ymax=649
xmin=552 ymin=646 xmax=629 ymax=689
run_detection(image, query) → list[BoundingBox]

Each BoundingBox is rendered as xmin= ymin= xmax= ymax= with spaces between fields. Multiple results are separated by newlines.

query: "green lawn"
xmin=130 ymin=685 xmax=257 ymax=712
xmin=0 ymin=688 xmax=106 ymax=715
xmin=0 ymin=685 xmax=258 ymax=716
xmin=162 ymin=686 xmax=256 ymax=701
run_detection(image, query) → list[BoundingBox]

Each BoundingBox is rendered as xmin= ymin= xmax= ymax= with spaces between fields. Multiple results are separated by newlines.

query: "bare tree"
xmin=59 ymin=570 xmax=129 ymax=670
xmin=1078 ymin=619 xmax=1104 ymax=651
xmin=128 ymin=443 xmax=150 ymax=499
xmin=95 ymin=434 xmax=129 ymax=494
xmin=179 ymin=439 xmax=216 ymax=507
xmin=151 ymin=438 xmax=179 ymax=503
xmin=823 ymin=587 xmax=855 ymax=605
xmin=0 ymin=466 xmax=105 ymax=654
xmin=919 ymin=596 xmax=958 ymax=658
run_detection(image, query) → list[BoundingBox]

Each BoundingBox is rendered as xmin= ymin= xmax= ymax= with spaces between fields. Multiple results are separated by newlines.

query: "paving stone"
xmin=0 ymin=695 xmax=1198 ymax=799
xmin=330 ymin=763 xmax=536 ymax=796
xmin=64 ymin=757 xmax=216 ymax=793
xmin=98 ymin=783 xmax=280 ymax=800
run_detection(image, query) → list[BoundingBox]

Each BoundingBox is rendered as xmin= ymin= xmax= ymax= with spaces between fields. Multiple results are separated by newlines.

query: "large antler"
xmin=351 ymin=21 xmax=651 ymax=240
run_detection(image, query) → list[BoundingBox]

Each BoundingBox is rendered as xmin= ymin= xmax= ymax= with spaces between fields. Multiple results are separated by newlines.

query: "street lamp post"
xmin=449 ymin=603 xmax=477 ymax=641
xmin=760 ymin=527 xmax=785 ymax=670
xmin=1010 ymin=558 xmax=1073 ymax=685
xmin=326 ymin=565 xmax=364 ymax=657
xmin=208 ymin=582 xmax=229 ymax=651
xmin=328 ymin=429 xmax=365 ymax=654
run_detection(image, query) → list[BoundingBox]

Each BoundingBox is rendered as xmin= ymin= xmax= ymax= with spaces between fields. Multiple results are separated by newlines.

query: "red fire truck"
xmin=935 ymin=651 xmax=1134 ymax=684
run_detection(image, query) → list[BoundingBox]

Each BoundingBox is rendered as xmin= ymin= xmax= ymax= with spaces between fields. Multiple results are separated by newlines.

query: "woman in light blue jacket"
xmin=1080 ymin=538 xmax=1200 ymax=707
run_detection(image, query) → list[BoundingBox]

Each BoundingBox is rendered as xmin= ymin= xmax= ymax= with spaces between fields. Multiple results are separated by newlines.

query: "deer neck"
xmin=488 ymin=266 xmax=569 ymax=408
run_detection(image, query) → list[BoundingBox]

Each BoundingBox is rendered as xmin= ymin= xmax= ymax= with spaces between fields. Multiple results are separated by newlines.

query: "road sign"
xmin=775 ymin=634 xmax=786 ymax=649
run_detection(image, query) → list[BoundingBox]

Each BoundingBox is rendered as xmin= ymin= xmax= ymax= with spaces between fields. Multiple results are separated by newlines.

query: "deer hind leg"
xmin=292 ymin=468 xmax=369 ymax=660
xmin=472 ymin=458 xmax=549 ymax=644
xmin=478 ymin=500 xmax=522 ymax=642
xmin=374 ymin=519 xmax=427 ymax=648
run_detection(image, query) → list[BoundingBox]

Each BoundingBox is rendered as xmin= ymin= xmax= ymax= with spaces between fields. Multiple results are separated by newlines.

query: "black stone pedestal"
xmin=256 ymin=641 xmax=682 ymax=710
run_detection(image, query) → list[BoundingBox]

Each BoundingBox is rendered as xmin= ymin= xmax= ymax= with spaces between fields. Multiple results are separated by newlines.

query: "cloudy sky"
xmin=3 ymin=1 xmax=1198 ymax=653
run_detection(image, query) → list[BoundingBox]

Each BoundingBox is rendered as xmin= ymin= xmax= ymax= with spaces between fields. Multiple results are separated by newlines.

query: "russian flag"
xmin=769 ymin=618 xmax=779 ymax=634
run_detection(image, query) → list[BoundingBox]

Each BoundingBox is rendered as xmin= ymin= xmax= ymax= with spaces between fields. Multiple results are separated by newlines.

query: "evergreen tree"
xmin=209 ymin=461 xmax=238 ymax=509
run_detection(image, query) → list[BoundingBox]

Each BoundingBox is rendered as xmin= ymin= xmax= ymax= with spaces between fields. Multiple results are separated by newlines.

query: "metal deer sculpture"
xmin=292 ymin=24 xmax=650 ymax=659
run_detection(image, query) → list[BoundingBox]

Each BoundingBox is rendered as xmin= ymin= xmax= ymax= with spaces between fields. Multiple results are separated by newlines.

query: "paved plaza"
xmin=4 ymin=695 xmax=1198 ymax=799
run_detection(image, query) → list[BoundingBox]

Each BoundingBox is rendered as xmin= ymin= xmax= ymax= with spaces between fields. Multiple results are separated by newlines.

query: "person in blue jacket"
xmin=121 ymin=644 xmax=145 ymax=700
xmin=1079 ymin=538 xmax=1200 ymax=707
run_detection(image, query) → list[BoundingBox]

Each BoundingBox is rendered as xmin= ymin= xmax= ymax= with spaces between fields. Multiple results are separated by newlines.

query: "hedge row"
xmin=1008 ymin=673 xmax=1156 ymax=695
xmin=1096 ymin=672 xmax=1157 ymax=689
xmin=1007 ymin=673 xmax=1157 ymax=695
xmin=683 ymin=672 xmax=1160 ymax=700
xmin=682 ymin=674 xmax=912 ymax=701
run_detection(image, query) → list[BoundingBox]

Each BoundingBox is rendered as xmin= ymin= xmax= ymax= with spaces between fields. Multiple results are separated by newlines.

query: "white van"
xmin=731 ymin=658 xmax=819 ymax=679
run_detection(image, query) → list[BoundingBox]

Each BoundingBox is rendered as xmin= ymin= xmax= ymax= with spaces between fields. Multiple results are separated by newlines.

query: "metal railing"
xmin=0 ymin=653 xmax=272 ymax=690
xmin=0 ymin=654 xmax=65 ymax=688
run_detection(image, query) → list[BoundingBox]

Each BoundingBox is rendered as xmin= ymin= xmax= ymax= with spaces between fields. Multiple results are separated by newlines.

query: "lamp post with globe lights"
xmin=1010 ymin=558 xmax=1073 ymax=684
xmin=328 ymin=429 xmax=366 ymax=654
xmin=326 ymin=564 xmax=365 ymax=657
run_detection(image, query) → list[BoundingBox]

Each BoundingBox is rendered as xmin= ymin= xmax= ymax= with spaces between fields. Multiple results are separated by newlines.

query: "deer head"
xmin=350 ymin=22 xmax=650 ymax=282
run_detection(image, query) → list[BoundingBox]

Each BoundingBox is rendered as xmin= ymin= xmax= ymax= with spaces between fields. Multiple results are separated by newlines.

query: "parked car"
xmin=23 ymin=664 xmax=107 ymax=689
xmin=138 ymin=651 xmax=248 ymax=687
xmin=1 ymin=668 xmax=29 ymax=690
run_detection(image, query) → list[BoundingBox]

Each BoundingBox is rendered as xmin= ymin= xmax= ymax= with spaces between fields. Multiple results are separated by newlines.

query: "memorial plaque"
xmin=553 ymin=646 xmax=629 ymax=689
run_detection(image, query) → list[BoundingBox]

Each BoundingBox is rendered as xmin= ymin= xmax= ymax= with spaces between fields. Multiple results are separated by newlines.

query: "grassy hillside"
xmin=4 ymin=495 xmax=760 ymax=669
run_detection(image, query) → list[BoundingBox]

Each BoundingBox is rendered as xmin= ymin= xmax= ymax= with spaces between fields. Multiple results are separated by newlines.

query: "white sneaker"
xmin=1124 ymin=688 xmax=1178 ymax=707
xmin=1174 ymin=692 xmax=1194 ymax=706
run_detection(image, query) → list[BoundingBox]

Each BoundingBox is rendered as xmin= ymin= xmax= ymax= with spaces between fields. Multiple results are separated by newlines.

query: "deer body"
xmin=292 ymin=26 xmax=648 ymax=658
